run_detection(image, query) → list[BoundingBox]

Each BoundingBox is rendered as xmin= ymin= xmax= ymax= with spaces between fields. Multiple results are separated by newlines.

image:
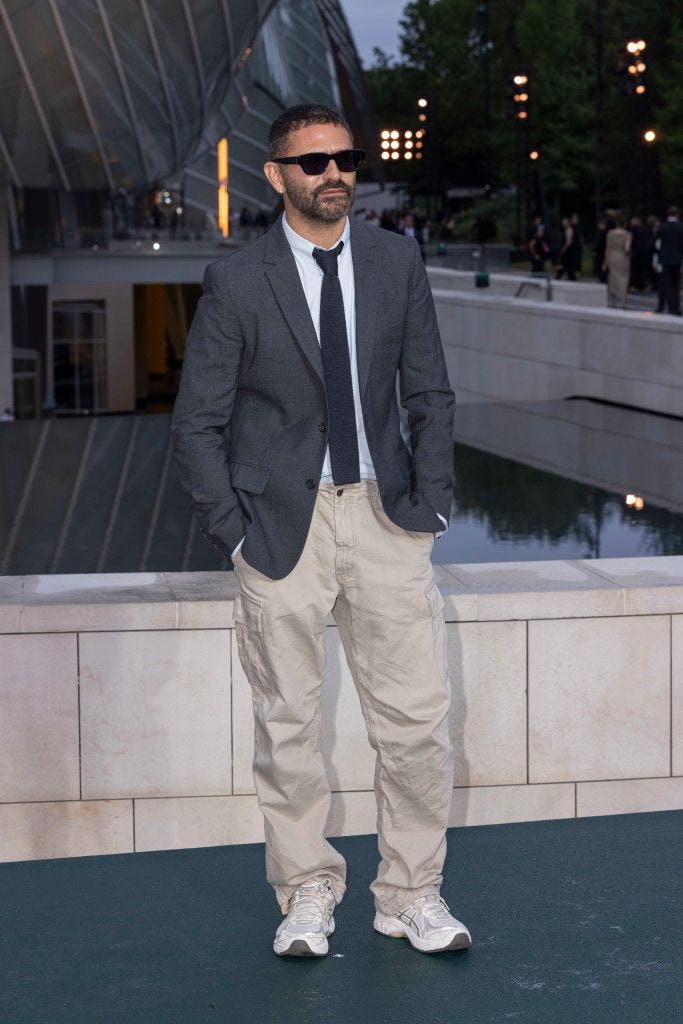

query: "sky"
xmin=341 ymin=0 xmax=406 ymax=67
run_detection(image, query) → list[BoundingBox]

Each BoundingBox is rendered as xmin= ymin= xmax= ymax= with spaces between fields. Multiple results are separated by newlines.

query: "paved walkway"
xmin=1 ymin=812 xmax=680 ymax=1023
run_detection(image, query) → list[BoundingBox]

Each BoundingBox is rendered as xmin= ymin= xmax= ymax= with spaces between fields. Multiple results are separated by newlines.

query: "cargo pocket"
xmin=234 ymin=591 xmax=276 ymax=700
xmin=425 ymin=581 xmax=449 ymax=690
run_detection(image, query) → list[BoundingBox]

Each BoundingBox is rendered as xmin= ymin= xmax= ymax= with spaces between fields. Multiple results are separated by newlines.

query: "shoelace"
xmin=413 ymin=894 xmax=451 ymax=919
xmin=287 ymin=880 xmax=335 ymax=925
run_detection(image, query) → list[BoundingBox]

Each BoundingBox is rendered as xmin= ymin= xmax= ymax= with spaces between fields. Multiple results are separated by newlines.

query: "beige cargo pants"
xmin=233 ymin=481 xmax=454 ymax=916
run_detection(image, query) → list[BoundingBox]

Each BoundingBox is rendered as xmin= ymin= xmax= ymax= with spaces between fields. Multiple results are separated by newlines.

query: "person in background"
xmin=593 ymin=219 xmax=608 ymax=282
xmin=529 ymin=223 xmax=551 ymax=273
xmin=0 ymin=407 xmax=15 ymax=422
xmin=603 ymin=211 xmax=632 ymax=308
xmin=556 ymin=216 xmax=581 ymax=280
xmin=655 ymin=206 xmax=683 ymax=315
xmin=628 ymin=216 xmax=649 ymax=291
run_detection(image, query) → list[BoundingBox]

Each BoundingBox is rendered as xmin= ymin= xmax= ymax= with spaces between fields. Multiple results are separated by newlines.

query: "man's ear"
xmin=264 ymin=161 xmax=284 ymax=195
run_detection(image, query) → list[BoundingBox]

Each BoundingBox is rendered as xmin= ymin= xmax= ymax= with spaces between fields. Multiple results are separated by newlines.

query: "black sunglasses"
xmin=272 ymin=149 xmax=365 ymax=175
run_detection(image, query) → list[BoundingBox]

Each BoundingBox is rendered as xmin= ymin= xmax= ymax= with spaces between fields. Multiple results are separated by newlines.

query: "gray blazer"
xmin=171 ymin=217 xmax=455 ymax=580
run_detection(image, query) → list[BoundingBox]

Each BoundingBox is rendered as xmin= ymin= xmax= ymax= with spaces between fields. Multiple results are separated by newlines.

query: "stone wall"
xmin=1 ymin=557 xmax=682 ymax=863
xmin=432 ymin=286 xmax=683 ymax=416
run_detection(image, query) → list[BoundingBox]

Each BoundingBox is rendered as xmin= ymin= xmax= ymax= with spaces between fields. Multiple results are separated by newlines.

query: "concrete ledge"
xmin=3 ymin=557 xmax=683 ymax=632
xmin=1 ymin=556 xmax=682 ymax=862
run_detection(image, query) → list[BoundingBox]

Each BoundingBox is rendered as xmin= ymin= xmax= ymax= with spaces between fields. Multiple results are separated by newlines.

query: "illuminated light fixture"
xmin=218 ymin=136 xmax=229 ymax=237
xmin=381 ymin=140 xmax=390 ymax=149
xmin=416 ymin=141 xmax=423 ymax=149
xmin=175 ymin=206 xmax=183 ymax=215
xmin=405 ymin=151 xmax=413 ymax=159
xmin=517 ymin=111 xmax=528 ymax=119
xmin=390 ymin=130 xmax=399 ymax=139
xmin=529 ymin=150 xmax=539 ymax=160
xmin=405 ymin=140 xmax=413 ymax=149
xmin=637 ymin=39 xmax=646 ymax=50
xmin=152 ymin=241 xmax=160 ymax=250
xmin=404 ymin=130 xmax=413 ymax=138
xmin=625 ymin=493 xmax=645 ymax=510
xmin=390 ymin=140 xmax=399 ymax=149
xmin=518 ymin=92 xmax=529 ymax=101
xmin=626 ymin=41 xmax=638 ymax=53
xmin=637 ymin=61 xmax=646 ymax=72
xmin=419 ymin=113 xmax=427 ymax=122
xmin=381 ymin=130 xmax=390 ymax=140
xmin=391 ymin=151 xmax=399 ymax=160
xmin=416 ymin=130 xmax=424 ymax=138
xmin=381 ymin=152 xmax=390 ymax=160
xmin=417 ymin=97 xmax=428 ymax=107
xmin=635 ymin=84 xmax=646 ymax=94
xmin=416 ymin=152 xmax=423 ymax=159
xmin=628 ymin=64 xmax=638 ymax=74
xmin=513 ymin=74 xmax=528 ymax=85
xmin=643 ymin=129 xmax=656 ymax=142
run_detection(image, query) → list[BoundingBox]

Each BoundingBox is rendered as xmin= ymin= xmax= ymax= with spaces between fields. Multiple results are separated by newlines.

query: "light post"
xmin=620 ymin=37 xmax=648 ymax=212
xmin=512 ymin=72 xmax=530 ymax=244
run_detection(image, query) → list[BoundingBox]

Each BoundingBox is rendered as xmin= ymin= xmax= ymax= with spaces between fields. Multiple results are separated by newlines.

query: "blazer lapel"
xmin=263 ymin=220 xmax=324 ymax=383
xmin=350 ymin=219 xmax=379 ymax=396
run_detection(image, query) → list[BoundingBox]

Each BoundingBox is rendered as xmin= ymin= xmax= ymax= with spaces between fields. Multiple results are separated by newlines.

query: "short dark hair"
xmin=667 ymin=205 xmax=679 ymax=218
xmin=267 ymin=104 xmax=352 ymax=160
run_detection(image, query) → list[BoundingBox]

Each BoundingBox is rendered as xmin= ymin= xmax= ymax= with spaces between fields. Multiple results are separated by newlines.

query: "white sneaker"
xmin=374 ymin=894 xmax=472 ymax=953
xmin=273 ymin=877 xmax=336 ymax=957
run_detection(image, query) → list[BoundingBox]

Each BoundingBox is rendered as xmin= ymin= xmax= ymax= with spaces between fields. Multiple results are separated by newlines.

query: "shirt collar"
xmin=282 ymin=212 xmax=350 ymax=264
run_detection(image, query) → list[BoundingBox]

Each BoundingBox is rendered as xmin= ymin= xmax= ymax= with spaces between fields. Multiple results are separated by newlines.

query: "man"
xmin=171 ymin=104 xmax=470 ymax=958
xmin=655 ymin=206 xmax=683 ymax=314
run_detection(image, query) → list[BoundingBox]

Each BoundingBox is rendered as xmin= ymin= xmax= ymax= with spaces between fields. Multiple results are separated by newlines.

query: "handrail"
xmin=515 ymin=274 xmax=553 ymax=301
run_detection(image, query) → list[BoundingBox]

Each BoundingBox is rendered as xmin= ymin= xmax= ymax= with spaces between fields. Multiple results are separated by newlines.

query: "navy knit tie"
xmin=312 ymin=241 xmax=361 ymax=486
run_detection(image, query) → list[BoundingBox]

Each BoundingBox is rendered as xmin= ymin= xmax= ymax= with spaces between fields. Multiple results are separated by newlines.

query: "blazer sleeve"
xmin=398 ymin=239 xmax=456 ymax=522
xmin=170 ymin=261 xmax=245 ymax=557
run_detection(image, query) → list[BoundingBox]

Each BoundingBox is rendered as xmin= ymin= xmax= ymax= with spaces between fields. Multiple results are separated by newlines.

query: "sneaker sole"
xmin=276 ymin=938 xmax=328 ymax=957
xmin=373 ymin=914 xmax=471 ymax=954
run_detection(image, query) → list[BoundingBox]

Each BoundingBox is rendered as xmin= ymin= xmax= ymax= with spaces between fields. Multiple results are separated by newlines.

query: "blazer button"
xmin=305 ymin=478 xmax=316 ymax=489
xmin=319 ymin=423 xmax=327 ymax=432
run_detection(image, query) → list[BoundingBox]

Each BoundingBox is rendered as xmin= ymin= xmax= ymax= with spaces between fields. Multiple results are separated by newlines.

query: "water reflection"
xmin=441 ymin=442 xmax=683 ymax=564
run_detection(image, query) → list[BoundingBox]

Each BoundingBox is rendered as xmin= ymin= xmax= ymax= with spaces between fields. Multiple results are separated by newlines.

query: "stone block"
xmin=0 ymin=576 xmax=22 ymax=632
xmin=164 ymin=571 xmax=237 ymax=629
xmin=449 ymin=783 xmax=575 ymax=827
xmin=135 ymin=794 xmax=264 ymax=851
xmin=448 ymin=621 xmax=527 ymax=786
xmin=529 ymin=616 xmax=670 ymax=783
xmin=674 ymin=616 xmax=683 ymax=777
xmin=0 ymin=633 xmax=79 ymax=802
xmin=577 ymin=777 xmax=683 ymax=817
xmin=0 ymin=800 xmax=132 ymax=863
xmin=79 ymin=630 xmax=231 ymax=798
xmin=21 ymin=573 xmax=176 ymax=632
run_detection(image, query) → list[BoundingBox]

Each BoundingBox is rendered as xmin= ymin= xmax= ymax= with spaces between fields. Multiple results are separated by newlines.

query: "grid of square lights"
xmin=379 ymin=127 xmax=425 ymax=160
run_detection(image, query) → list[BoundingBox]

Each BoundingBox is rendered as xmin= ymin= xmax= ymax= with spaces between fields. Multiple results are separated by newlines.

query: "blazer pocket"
xmin=229 ymin=460 xmax=271 ymax=494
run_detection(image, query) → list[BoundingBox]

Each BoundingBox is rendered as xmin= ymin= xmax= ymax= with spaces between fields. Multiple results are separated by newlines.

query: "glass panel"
xmin=53 ymin=309 xmax=75 ymax=340
xmin=93 ymin=343 xmax=107 ymax=410
xmin=77 ymin=343 xmax=95 ymax=412
xmin=78 ymin=310 xmax=94 ymax=340
xmin=53 ymin=342 xmax=77 ymax=410
xmin=93 ymin=310 xmax=106 ymax=340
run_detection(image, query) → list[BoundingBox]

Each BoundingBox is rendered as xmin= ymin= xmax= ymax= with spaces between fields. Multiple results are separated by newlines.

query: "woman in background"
xmin=603 ymin=212 xmax=632 ymax=308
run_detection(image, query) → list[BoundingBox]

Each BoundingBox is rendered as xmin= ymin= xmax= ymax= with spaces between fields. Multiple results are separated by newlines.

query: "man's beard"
xmin=283 ymin=177 xmax=355 ymax=223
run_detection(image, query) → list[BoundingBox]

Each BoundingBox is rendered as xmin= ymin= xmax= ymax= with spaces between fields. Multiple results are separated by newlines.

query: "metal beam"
xmin=94 ymin=0 xmax=151 ymax=184
xmin=0 ymin=0 xmax=71 ymax=190
xmin=139 ymin=0 xmax=180 ymax=173
xmin=181 ymin=0 xmax=206 ymax=127
xmin=48 ymin=0 xmax=115 ymax=193
xmin=0 ymin=125 xmax=20 ymax=188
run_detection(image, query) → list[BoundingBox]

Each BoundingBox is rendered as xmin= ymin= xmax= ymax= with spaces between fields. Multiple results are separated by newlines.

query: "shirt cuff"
xmin=435 ymin=513 xmax=448 ymax=539
xmin=231 ymin=536 xmax=246 ymax=560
